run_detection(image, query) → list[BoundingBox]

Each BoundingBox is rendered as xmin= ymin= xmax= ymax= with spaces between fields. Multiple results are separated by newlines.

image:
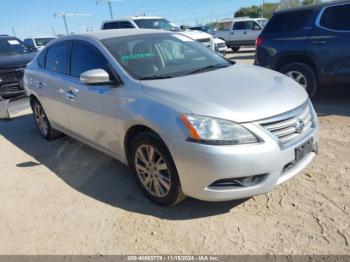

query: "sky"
xmin=0 ymin=0 xmax=280 ymax=39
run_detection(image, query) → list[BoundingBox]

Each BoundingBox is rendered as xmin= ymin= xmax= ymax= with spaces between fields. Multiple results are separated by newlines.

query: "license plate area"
xmin=295 ymin=138 xmax=313 ymax=163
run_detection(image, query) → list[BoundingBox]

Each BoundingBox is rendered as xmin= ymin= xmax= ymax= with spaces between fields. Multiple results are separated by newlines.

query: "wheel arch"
xmin=274 ymin=54 xmax=319 ymax=79
xmin=124 ymin=124 xmax=165 ymax=165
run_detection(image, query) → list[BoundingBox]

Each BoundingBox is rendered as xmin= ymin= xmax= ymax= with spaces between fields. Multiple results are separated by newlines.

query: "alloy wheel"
xmin=286 ymin=71 xmax=308 ymax=89
xmin=33 ymin=104 xmax=49 ymax=136
xmin=134 ymin=145 xmax=171 ymax=198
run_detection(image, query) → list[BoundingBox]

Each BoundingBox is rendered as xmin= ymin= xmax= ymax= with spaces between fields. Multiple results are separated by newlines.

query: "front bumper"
xmin=167 ymin=122 xmax=318 ymax=202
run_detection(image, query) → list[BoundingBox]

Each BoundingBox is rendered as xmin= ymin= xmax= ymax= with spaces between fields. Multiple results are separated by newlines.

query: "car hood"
xmin=0 ymin=52 xmax=36 ymax=69
xmin=180 ymin=30 xmax=213 ymax=41
xmin=140 ymin=64 xmax=308 ymax=123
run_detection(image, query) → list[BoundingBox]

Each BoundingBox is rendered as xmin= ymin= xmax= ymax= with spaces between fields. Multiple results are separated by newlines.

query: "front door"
xmin=64 ymin=41 xmax=122 ymax=156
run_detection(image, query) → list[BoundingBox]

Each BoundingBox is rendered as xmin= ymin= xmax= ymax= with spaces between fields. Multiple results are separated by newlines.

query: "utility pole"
xmin=11 ymin=27 xmax=16 ymax=37
xmin=210 ymin=0 xmax=213 ymax=25
xmin=96 ymin=0 xmax=125 ymax=20
xmin=261 ymin=0 xmax=265 ymax=18
xmin=54 ymin=12 xmax=90 ymax=35
xmin=51 ymin=26 xmax=56 ymax=36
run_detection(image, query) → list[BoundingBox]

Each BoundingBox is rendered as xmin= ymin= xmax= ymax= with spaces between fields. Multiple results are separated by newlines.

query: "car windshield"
xmin=102 ymin=33 xmax=233 ymax=80
xmin=35 ymin=37 xmax=55 ymax=47
xmin=134 ymin=18 xmax=180 ymax=32
xmin=0 ymin=38 xmax=31 ymax=56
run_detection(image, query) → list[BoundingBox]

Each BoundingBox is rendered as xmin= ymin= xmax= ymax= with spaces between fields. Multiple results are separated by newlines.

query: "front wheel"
xmin=280 ymin=63 xmax=318 ymax=98
xmin=130 ymin=131 xmax=185 ymax=207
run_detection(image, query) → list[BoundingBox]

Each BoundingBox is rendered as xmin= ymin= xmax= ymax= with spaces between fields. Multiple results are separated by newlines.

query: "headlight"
xmin=179 ymin=114 xmax=259 ymax=145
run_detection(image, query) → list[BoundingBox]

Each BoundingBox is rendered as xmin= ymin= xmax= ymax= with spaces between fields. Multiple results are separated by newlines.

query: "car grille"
xmin=258 ymin=101 xmax=315 ymax=148
xmin=217 ymin=43 xmax=226 ymax=48
xmin=0 ymin=68 xmax=24 ymax=83
xmin=197 ymin=38 xmax=211 ymax=44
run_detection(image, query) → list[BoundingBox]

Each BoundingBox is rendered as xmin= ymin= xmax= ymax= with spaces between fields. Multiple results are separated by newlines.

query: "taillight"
xmin=256 ymin=36 xmax=263 ymax=47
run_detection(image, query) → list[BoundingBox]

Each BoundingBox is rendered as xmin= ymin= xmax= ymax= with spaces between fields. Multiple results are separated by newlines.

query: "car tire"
xmin=130 ymin=131 xmax=185 ymax=207
xmin=31 ymin=99 xmax=62 ymax=140
xmin=280 ymin=63 xmax=318 ymax=98
xmin=231 ymin=46 xmax=240 ymax=52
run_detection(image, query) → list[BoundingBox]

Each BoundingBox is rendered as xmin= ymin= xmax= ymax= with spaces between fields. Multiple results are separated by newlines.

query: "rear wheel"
xmin=280 ymin=63 xmax=318 ymax=98
xmin=31 ymin=99 xmax=62 ymax=140
xmin=231 ymin=46 xmax=240 ymax=52
xmin=130 ymin=131 xmax=185 ymax=207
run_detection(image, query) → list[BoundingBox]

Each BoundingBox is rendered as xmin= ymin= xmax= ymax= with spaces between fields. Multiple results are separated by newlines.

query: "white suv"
xmin=213 ymin=18 xmax=268 ymax=51
xmin=101 ymin=16 xmax=215 ymax=51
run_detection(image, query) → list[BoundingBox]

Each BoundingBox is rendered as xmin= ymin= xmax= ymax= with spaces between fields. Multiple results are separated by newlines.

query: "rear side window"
xmin=264 ymin=10 xmax=313 ymax=33
xmin=103 ymin=21 xmax=134 ymax=30
xmin=119 ymin=21 xmax=134 ymax=28
xmin=320 ymin=4 xmax=350 ymax=31
xmin=70 ymin=42 xmax=109 ymax=78
xmin=45 ymin=42 xmax=70 ymax=74
xmin=103 ymin=22 xmax=120 ymax=29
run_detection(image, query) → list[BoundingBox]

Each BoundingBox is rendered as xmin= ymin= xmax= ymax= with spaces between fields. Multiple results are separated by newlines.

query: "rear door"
xmin=64 ymin=41 xmax=121 ymax=155
xmin=35 ymin=42 xmax=71 ymax=130
xmin=312 ymin=3 xmax=350 ymax=85
xmin=230 ymin=21 xmax=246 ymax=43
xmin=243 ymin=21 xmax=262 ymax=43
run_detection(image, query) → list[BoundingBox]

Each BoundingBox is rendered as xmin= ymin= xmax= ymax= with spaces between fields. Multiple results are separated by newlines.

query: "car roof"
xmin=56 ymin=29 xmax=169 ymax=41
xmin=217 ymin=17 xmax=264 ymax=23
xmin=102 ymin=16 xmax=163 ymax=23
xmin=274 ymin=0 xmax=349 ymax=14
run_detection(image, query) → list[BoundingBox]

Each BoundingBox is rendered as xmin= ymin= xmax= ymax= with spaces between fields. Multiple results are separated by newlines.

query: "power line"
xmin=54 ymin=12 xmax=91 ymax=35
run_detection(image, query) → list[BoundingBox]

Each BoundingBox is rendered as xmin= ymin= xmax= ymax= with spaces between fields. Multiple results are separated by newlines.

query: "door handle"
xmin=231 ymin=32 xmax=234 ymax=35
xmin=243 ymin=31 xmax=247 ymax=34
xmin=311 ymin=40 xmax=327 ymax=45
xmin=37 ymin=82 xmax=46 ymax=89
xmin=65 ymin=90 xmax=76 ymax=100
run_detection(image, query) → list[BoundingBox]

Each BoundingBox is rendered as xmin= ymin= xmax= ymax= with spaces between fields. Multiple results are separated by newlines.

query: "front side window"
xmin=35 ymin=38 xmax=55 ymax=47
xmin=24 ymin=39 xmax=34 ymax=47
xmin=102 ymin=33 xmax=232 ymax=80
xmin=45 ymin=42 xmax=69 ymax=74
xmin=320 ymin=4 xmax=350 ymax=31
xmin=0 ymin=38 xmax=31 ymax=56
xmin=70 ymin=42 xmax=109 ymax=78
xmin=134 ymin=19 xmax=180 ymax=32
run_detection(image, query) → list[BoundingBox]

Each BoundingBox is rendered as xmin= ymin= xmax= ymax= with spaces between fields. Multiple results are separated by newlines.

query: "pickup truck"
xmin=212 ymin=18 xmax=268 ymax=51
xmin=101 ymin=16 xmax=215 ymax=51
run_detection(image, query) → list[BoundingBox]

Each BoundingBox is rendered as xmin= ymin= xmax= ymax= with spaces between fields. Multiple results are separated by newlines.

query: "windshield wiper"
xmin=139 ymin=75 xmax=174 ymax=80
xmin=186 ymin=64 xmax=229 ymax=75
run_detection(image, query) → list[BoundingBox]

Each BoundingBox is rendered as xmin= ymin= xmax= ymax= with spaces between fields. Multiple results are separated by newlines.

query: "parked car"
xmin=23 ymin=36 xmax=56 ymax=51
xmin=0 ymin=35 xmax=36 ymax=100
xmin=213 ymin=17 xmax=268 ymax=52
xmin=101 ymin=16 xmax=215 ymax=51
xmin=24 ymin=30 xmax=319 ymax=206
xmin=255 ymin=1 xmax=350 ymax=97
xmin=188 ymin=26 xmax=228 ymax=54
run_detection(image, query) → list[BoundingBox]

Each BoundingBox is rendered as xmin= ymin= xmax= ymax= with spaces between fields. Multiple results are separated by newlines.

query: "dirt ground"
xmin=0 ymin=49 xmax=349 ymax=255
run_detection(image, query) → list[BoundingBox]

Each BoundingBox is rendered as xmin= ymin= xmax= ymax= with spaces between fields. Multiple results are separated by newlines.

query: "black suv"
xmin=255 ymin=1 xmax=350 ymax=97
xmin=0 ymin=35 xmax=36 ymax=100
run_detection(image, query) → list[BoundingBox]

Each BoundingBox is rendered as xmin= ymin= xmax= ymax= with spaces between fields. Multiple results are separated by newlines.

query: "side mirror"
xmin=80 ymin=69 xmax=111 ymax=85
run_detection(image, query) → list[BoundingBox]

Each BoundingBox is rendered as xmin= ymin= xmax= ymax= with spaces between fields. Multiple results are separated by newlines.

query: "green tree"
xmin=234 ymin=2 xmax=280 ymax=19
xmin=279 ymin=0 xmax=302 ymax=9
xmin=234 ymin=5 xmax=261 ymax=18
xmin=302 ymin=0 xmax=322 ymax=6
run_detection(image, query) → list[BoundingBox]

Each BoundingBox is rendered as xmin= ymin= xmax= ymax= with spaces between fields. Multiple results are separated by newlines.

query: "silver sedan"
xmin=24 ymin=29 xmax=319 ymax=206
